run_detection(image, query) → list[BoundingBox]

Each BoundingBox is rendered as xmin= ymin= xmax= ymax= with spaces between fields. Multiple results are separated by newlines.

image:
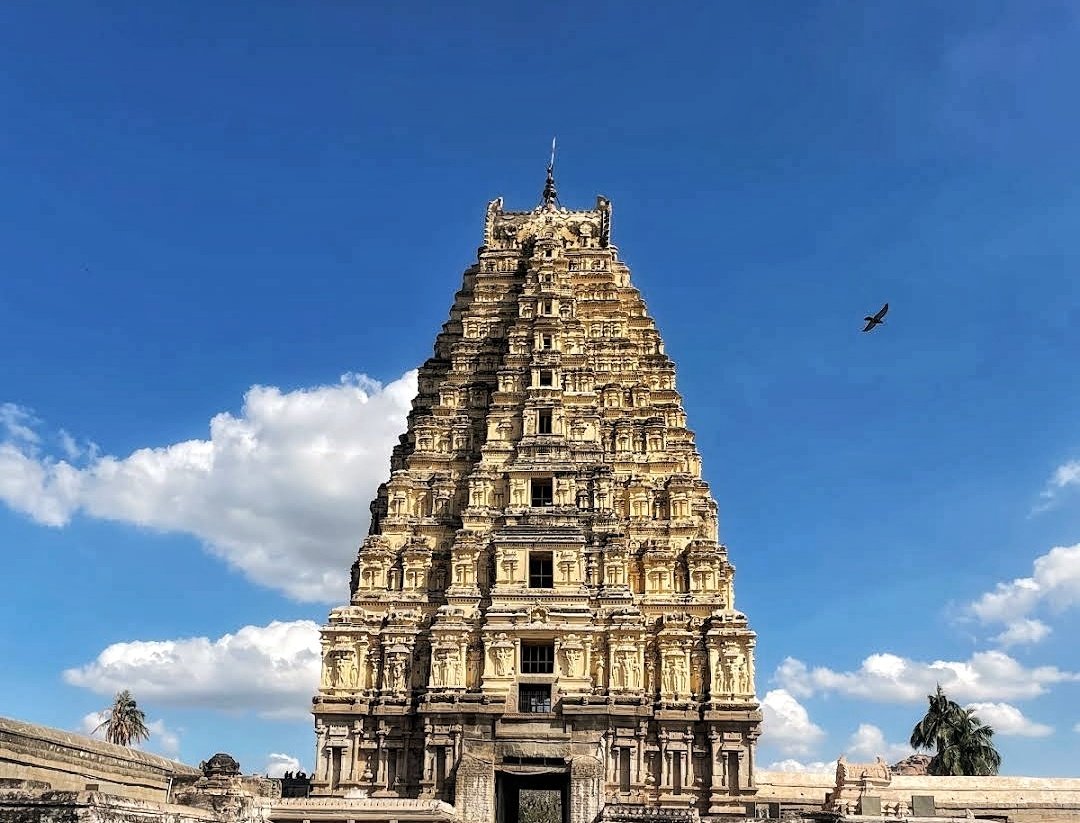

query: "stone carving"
xmin=384 ymin=651 xmax=408 ymax=692
xmin=200 ymin=753 xmax=241 ymax=778
xmin=431 ymin=646 xmax=460 ymax=688
xmin=313 ymin=186 xmax=760 ymax=814
xmin=488 ymin=634 xmax=515 ymax=678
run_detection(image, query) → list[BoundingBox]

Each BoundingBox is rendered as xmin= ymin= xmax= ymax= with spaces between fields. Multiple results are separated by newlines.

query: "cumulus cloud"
xmin=967 ymin=545 xmax=1080 ymax=644
xmin=775 ymin=651 xmax=1078 ymax=703
xmin=846 ymin=724 xmax=912 ymax=762
xmin=966 ymin=702 xmax=1053 ymax=738
xmin=265 ymin=753 xmax=302 ymax=778
xmin=64 ymin=620 xmax=321 ymax=719
xmin=0 ymin=371 xmax=416 ymax=602
xmin=992 ymin=619 xmax=1051 ymax=647
xmin=763 ymin=759 xmax=833 ymax=774
xmin=759 ymin=689 xmax=826 ymax=756
xmin=1034 ymin=460 xmax=1080 ymax=513
xmin=78 ymin=711 xmax=182 ymax=757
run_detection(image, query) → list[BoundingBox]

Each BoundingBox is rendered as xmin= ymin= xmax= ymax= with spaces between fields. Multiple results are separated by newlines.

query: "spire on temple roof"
xmin=541 ymin=137 xmax=559 ymax=209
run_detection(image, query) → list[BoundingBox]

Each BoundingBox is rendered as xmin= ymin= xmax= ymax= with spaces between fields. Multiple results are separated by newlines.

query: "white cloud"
xmin=773 ymin=658 xmax=814 ymax=699
xmin=265 ymin=753 xmax=302 ymax=778
xmin=763 ymin=759 xmax=833 ymax=774
xmin=775 ymin=651 xmax=1078 ymax=703
xmin=992 ymin=619 xmax=1051 ymax=647
xmin=1034 ymin=460 xmax=1080 ymax=512
xmin=0 ymin=371 xmax=416 ymax=602
xmin=146 ymin=720 xmax=182 ymax=757
xmin=1075 ymin=722 xmax=1080 ymax=734
xmin=967 ymin=545 xmax=1080 ymax=643
xmin=966 ymin=702 xmax=1053 ymax=738
xmin=0 ymin=403 xmax=40 ymax=444
xmin=759 ymin=689 xmax=826 ymax=756
xmin=78 ymin=711 xmax=181 ymax=757
xmin=846 ymin=723 xmax=912 ymax=763
xmin=64 ymin=620 xmax=321 ymax=719
xmin=78 ymin=710 xmax=107 ymax=737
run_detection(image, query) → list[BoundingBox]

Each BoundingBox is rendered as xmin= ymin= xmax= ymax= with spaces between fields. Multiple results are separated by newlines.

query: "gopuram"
xmin=310 ymin=164 xmax=761 ymax=823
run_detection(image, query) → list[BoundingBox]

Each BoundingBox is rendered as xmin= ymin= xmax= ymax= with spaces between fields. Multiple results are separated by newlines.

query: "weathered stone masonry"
xmin=311 ymin=183 xmax=762 ymax=821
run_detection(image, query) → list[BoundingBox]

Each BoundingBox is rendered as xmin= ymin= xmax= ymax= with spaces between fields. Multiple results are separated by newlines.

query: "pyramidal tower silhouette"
xmin=312 ymin=159 xmax=761 ymax=822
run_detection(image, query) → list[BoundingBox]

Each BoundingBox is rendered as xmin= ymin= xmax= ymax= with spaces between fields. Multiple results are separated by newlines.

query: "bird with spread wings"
xmin=862 ymin=302 xmax=888 ymax=332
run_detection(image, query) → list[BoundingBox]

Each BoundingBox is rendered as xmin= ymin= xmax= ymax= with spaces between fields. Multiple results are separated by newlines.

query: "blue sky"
xmin=2 ymin=1 xmax=1080 ymax=778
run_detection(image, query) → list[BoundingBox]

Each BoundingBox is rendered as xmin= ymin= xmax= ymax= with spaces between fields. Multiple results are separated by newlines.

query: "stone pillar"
xmin=659 ymin=734 xmax=671 ymax=792
xmin=315 ymin=726 xmax=330 ymax=783
xmin=686 ymin=739 xmax=696 ymax=789
xmin=348 ymin=724 xmax=362 ymax=783
xmin=374 ymin=732 xmax=387 ymax=787
xmin=570 ymin=756 xmax=603 ymax=823
xmin=456 ymin=754 xmax=495 ymax=823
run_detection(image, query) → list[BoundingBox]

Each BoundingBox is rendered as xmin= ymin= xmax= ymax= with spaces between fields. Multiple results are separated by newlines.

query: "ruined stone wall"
xmin=0 ymin=790 xmax=218 ymax=823
xmin=0 ymin=717 xmax=199 ymax=804
xmin=755 ymin=769 xmax=1080 ymax=823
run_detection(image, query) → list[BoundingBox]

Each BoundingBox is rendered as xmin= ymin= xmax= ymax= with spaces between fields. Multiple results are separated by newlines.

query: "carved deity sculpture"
xmin=561 ymin=646 xmax=583 ymax=678
xmin=727 ymin=649 xmax=745 ymax=695
xmin=334 ymin=650 xmax=356 ymax=690
xmin=386 ymin=655 xmax=407 ymax=692
xmin=321 ymin=648 xmax=338 ymax=689
xmin=494 ymin=646 xmax=514 ymax=677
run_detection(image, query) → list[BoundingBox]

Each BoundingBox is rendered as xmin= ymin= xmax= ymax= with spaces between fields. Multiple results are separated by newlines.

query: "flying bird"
xmin=862 ymin=302 xmax=888 ymax=332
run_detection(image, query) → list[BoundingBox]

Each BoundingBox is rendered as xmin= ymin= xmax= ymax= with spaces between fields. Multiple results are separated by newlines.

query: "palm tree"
xmin=95 ymin=690 xmax=151 ymax=747
xmin=910 ymin=685 xmax=1001 ymax=776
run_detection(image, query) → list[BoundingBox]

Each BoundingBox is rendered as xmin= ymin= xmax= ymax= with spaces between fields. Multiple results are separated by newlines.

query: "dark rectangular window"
xmin=529 ymin=552 xmax=553 ymax=587
xmin=539 ymin=369 xmax=554 ymax=387
xmin=519 ymin=684 xmax=552 ymax=713
xmin=531 ymin=479 xmax=553 ymax=507
xmin=537 ymin=409 xmax=553 ymax=435
xmin=541 ymin=334 xmax=553 ymax=350
xmin=541 ymin=299 xmax=554 ymax=315
xmin=521 ymin=642 xmax=555 ymax=674
xmin=619 ymin=748 xmax=631 ymax=793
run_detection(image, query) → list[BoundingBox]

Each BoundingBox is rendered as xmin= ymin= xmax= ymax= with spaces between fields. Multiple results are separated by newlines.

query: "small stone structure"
xmin=825 ymin=756 xmax=893 ymax=814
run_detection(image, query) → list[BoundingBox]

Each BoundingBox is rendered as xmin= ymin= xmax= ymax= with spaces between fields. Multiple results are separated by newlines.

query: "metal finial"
xmin=542 ymin=137 xmax=559 ymax=207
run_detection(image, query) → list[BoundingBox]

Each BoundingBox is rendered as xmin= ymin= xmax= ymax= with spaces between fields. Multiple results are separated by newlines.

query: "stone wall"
xmin=0 ymin=717 xmax=199 ymax=804
xmin=0 ymin=790 xmax=218 ymax=823
xmin=756 ymin=769 xmax=1080 ymax=823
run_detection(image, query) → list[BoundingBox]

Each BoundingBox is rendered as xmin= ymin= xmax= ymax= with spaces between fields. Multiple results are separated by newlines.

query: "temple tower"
xmin=312 ymin=173 xmax=761 ymax=822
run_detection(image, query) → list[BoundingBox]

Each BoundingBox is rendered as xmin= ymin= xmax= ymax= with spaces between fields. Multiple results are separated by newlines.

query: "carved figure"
xmin=562 ymin=647 xmax=583 ymax=677
xmin=493 ymin=645 xmax=514 ymax=677
xmin=386 ymin=656 xmax=406 ymax=691
xmin=335 ymin=650 xmax=356 ymax=689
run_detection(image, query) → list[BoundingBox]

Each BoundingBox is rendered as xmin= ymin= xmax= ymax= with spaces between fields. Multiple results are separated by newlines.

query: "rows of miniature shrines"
xmin=313 ymin=194 xmax=760 ymax=821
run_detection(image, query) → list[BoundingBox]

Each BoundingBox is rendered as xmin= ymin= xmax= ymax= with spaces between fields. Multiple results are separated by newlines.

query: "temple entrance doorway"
xmin=495 ymin=769 xmax=569 ymax=823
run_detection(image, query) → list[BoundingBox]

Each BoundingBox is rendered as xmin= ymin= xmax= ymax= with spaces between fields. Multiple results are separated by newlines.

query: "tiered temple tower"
xmin=312 ymin=171 xmax=761 ymax=823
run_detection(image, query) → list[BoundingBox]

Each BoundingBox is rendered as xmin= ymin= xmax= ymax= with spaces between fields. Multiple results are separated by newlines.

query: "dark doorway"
xmin=496 ymin=771 xmax=569 ymax=823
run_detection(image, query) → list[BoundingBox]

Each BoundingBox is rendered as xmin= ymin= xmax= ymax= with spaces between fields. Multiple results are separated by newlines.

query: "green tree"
xmin=95 ymin=690 xmax=151 ymax=747
xmin=910 ymin=685 xmax=1001 ymax=776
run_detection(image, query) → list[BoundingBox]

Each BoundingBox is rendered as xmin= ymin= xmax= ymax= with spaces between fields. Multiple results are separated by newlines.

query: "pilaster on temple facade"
xmin=312 ymin=184 xmax=761 ymax=822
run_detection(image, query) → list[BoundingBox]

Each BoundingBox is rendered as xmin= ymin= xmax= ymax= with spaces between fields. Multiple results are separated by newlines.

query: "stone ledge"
xmin=0 ymin=716 xmax=198 ymax=778
xmin=269 ymin=797 xmax=456 ymax=822
xmin=0 ymin=789 xmax=219 ymax=821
